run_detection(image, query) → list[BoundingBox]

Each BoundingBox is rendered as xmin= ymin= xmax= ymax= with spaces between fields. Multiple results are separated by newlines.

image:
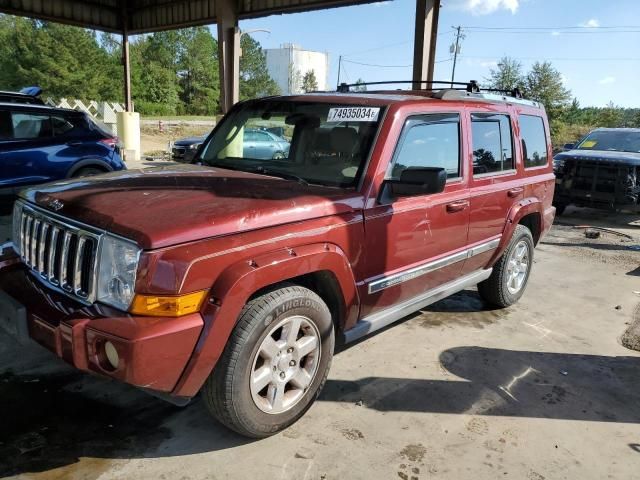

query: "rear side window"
xmin=52 ymin=115 xmax=75 ymax=136
xmin=389 ymin=113 xmax=460 ymax=179
xmin=471 ymin=113 xmax=514 ymax=176
xmin=0 ymin=111 xmax=11 ymax=139
xmin=11 ymin=112 xmax=52 ymax=139
xmin=520 ymin=115 xmax=548 ymax=168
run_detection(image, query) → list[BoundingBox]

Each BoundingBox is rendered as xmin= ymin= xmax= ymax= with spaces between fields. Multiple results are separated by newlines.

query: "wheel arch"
xmin=172 ymin=243 xmax=360 ymax=397
xmin=66 ymin=158 xmax=113 ymax=178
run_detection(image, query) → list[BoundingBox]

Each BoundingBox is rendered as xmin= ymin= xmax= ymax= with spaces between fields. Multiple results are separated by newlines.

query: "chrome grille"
xmin=18 ymin=204 xmax=101 ymax=303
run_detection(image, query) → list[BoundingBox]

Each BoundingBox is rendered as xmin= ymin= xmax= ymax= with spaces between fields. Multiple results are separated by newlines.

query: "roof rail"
xmin=336 ymin=80 xmax=525 ymax=100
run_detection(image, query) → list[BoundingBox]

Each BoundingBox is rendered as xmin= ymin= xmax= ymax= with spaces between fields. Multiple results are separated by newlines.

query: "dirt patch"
xmin=399 ymin=443 xmax=427 ymax=463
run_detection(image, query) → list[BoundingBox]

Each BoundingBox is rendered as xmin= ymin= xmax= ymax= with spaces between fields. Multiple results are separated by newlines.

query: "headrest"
xmin=330 ymin=127 xmax=359 ymax=155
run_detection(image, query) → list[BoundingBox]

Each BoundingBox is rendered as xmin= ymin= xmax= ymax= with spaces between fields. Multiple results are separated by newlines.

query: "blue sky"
xmin=237 ymin=0 xmax=640 ymax=107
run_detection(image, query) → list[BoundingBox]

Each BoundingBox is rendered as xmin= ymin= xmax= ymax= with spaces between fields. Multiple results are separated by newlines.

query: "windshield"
xmin=575 ymin=130 xmax=640 ymax=154
xmin=197 ymin=99 xmax=385 ymax=188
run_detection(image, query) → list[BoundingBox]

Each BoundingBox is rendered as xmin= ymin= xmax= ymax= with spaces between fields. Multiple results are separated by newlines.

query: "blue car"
xmin=0 ymin=102 xmax=125 ymax=209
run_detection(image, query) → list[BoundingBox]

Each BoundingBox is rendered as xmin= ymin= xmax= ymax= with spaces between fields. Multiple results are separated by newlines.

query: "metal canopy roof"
xmin=0 ymin=0 xmax=380 ymax=34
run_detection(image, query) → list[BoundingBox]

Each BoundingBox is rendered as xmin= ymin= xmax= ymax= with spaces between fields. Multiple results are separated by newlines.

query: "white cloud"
xmin=480 ymin=60 xmax=499 ymax=68
xmin=599 ymin=76 xmax=616 ymax=85
xmin=579 ymin=18 xmax=600 ymax=28
xmin=560 ymin=74 xmax=569 ymax=85
xmin=551 ymin=31 xmax=561 ymax=36
xmin=373 ymin=1 xmax=391 ymax=7
xmin=448 ymin=0 xmax=519 ymax=15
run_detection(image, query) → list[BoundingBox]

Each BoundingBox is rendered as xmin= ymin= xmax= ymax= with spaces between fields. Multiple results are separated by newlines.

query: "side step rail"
xmin=344 ymin=269 xmax=493 ymax=343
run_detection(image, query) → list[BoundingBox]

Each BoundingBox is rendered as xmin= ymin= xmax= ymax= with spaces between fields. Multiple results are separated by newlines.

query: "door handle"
xmin=66 ymin=141 xmax=82 ymax=147
xmin=446 ymin=200 xmax=469 ymax=213
xmin=507 ymin=187 xmax=524 ymax=198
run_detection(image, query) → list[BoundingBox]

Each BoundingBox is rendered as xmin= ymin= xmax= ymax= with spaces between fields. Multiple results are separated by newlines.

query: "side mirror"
xmin=379 ymin=167 xmax=447 ymax=203
xmin=563 ymin=143 xmax=575 ymax=151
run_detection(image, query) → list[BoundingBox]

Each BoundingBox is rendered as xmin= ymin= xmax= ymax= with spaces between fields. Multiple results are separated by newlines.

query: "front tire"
xmin=478 ymin=224 xmax=534 ymax=308
xmin=203 ymin=285 xmax=334 ymax=438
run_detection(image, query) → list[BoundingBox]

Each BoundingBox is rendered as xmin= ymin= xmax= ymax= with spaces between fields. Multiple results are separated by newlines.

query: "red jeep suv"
xmin=0 ymin=81 xmax=555 ymax=437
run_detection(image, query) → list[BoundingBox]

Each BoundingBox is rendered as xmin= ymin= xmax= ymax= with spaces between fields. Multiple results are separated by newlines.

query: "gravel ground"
xmin=0 ymin=207 xmax=639 ymax=480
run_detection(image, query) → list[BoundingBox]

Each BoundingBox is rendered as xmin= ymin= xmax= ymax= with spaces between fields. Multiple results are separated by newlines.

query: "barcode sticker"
xmin=327 ymin=107 xmax=380 ymax=122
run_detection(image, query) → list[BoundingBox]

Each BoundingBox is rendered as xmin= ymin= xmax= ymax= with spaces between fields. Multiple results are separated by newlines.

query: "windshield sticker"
xmin=581 ymin=140 xmax=597 ymax=148
xmin=327 ymin=107 xmax=380 ymax=122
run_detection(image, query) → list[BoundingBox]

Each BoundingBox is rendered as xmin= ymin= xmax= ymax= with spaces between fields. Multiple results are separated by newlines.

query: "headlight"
xmin=97 ymin=235 xmax=141 ymax=311
xmin=189 ymin=143 xmax=202 ymax=150
xmin=12 ymin=202 xmax=24 ymax=255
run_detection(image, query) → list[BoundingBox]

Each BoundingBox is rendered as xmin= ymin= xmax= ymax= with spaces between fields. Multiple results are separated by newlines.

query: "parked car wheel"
xmin=203 ymin=284 xmax=334 ymax=438
xmin=478 ymin=224 xmax=534 ymax=308
xmin=73 ymin=167 xmax=105 ymax=177
xmin=272 ymin=151 xmax=286 ymax=160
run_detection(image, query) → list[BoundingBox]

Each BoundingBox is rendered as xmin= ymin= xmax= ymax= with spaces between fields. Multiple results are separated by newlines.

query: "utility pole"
xmin=450 ymin=26 xmax=464 ymax=86
xmin=337 ymin=55 xmax=342 ymax=89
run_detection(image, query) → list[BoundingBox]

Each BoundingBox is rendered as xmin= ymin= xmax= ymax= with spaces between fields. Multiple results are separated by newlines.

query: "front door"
xmin=360 ymin=113 xmax=470 ymax=318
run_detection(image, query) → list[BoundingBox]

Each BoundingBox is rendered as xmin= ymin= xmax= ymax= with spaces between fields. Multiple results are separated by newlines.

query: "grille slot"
xmin=18 ymin=206 xmax=101 ymax=303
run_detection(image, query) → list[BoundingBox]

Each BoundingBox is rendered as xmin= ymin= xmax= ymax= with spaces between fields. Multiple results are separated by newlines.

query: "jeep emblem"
xmin=49 ymin=199 xmax=64 ymax=211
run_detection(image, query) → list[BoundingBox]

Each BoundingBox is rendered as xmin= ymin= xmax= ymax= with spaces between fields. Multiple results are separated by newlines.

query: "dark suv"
xmin=0 ymin=103 xmax=125 ymax=208
xmin=0 ymin=81 xmax=555 ymax=438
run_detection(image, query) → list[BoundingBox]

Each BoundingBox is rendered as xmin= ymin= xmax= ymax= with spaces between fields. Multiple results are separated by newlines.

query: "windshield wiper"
xmin=250 ymin=166 xmax=309 ymax=186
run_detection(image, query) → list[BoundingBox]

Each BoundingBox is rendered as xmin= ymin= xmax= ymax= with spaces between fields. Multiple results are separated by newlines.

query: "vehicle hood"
xmin=555 ymin=149 xmax=640 ymax=166
xmin=20 ymin=165 xmax=363 ymax=249
xmin=174 ymin=136 xmax=206 ymax=146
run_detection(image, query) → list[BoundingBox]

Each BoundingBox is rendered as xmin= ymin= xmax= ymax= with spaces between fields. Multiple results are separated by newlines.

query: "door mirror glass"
xmin=381 ymin=167 xmax=446 ymax=202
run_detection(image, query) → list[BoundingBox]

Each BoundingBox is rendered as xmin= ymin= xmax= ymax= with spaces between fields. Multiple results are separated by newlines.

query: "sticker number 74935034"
xmin=327 ymin=107 xmax=380 ymax=122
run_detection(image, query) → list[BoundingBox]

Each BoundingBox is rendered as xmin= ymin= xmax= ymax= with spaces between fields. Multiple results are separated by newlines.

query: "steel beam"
xmin=412 ymin=0 xmax=440 ymax=89
xmin=217 ymin=0 xmax=240 ymax=113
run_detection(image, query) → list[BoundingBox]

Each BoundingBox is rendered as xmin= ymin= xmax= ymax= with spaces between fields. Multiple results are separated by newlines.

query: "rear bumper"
xmin=0 ymin=246 xmax=203 ymax=397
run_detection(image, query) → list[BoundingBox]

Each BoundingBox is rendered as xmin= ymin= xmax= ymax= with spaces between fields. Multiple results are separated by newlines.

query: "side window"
xmin=471 ymin=113 xmax=514 ymax=176
xmin=0 ymin=110 xmax=12 ymax=139
xmin=244 ymin=130 xmax=258 ymax=142
xmin=520 ymin=115 xmax=548 ymax=168
xmin=256 ymin=131 xmax=272 ymax=142
xmin=389 ymin=114 xmax=460 ymax=180
xmin=52 ymin=115 xmax=75 ymax=136
xmin=11 ymin=112 xmax=52 ymax=139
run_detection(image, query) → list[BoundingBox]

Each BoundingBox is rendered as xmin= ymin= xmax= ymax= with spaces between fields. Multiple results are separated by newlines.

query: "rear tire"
xmin=203 ymin=284 xmax=334 ymax=438
xmin=478 ymin=224 xmax=534 ymax=308
xmin=73 ymin=167 xmax=105 ymax=177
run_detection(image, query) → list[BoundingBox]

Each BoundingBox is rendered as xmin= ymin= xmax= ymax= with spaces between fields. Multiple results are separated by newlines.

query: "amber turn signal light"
xmin=130 ymin=290 xmax=208 ymax=317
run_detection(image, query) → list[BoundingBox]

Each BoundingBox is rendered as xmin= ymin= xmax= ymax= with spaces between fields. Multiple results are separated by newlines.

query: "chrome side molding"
xmin=367 ymin=237 xmax=500 ymax=294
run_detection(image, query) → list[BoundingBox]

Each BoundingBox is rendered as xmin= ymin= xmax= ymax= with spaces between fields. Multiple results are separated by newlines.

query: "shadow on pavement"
xmin=321 ymin=346 xmax=640 ymax=424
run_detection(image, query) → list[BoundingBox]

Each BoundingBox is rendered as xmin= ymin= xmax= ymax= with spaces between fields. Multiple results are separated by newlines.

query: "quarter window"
xmin=52 ymin=116 xmax=75 ymax=136
xmin=471 ymin=113 xmax=514 ymax=176
xmin=389 ymin=114 xmax=461 ymax=180
xmin=520 ymin=115 xmax=548 ymax=168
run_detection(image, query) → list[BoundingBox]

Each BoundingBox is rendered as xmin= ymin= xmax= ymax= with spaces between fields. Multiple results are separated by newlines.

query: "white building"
xmin=265 ymin=44 xmax=329 ymax=95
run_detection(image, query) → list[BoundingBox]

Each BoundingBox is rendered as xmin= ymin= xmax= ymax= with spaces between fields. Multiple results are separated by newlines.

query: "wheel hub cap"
xmin=506 ymin=240 xmax=530 ymax=295
xmin=250 ymin=315 xmax=321 ymax=414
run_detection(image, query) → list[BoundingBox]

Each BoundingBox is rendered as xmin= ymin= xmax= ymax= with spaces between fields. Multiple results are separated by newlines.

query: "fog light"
xmin=104 ymin=341 xmax=119 ymax=369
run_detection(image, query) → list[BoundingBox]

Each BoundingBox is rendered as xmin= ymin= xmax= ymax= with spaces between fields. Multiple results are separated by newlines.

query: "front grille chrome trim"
xmin=16 ymin=201 xmax=103 ymax=305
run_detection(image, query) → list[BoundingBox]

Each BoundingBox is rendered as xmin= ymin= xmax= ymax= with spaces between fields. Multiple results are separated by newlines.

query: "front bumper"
xmin=0 ymin=246 xmax=203 ymax=397
xmin=172 ymin=147 xmax=197 ymax=163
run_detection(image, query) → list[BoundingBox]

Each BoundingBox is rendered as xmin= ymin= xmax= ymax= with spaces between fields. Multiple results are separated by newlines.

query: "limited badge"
xmin=327 ymin=107 xmax=380 ymax=122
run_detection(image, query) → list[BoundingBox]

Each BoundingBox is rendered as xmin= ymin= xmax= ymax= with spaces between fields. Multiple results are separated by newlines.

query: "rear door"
xmin=360 ymin=112 xmax=470 ymax=318
xmin=0 ymin=109 xmax=55 ymax=189
xmin=463 ymin=109 xmax=524 ymax=273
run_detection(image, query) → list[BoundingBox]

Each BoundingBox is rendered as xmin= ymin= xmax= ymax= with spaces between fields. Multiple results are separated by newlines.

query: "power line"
xmin=461 ymin=55 xmax=640 ymax=62
xmin=463 ymin=25 xmax=640 ymax=30
xmin=465 ymin=29 xmax=640 ymax=35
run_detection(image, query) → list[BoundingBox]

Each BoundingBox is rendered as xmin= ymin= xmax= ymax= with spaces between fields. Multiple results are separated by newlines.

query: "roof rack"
xmin=336 ymin=79 xmax=524 ymax=100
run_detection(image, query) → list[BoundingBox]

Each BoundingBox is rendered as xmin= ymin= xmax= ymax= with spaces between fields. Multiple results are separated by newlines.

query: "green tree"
xmin=301 ymin=70 xmax=318 ymax=92
xmin=353 ymin=78 xmax=367 ymax=92
xmin=523 ymin=61 xmax=571 ymax=123
xmin=240 ymin=35 xmax=280 ymax=99
xmin=485 ymin=56 xmax=525 ymax=92
xmin=177 ymin=27 xmax=219 ymax=115
xmin=0 ymin=16 xmax=121 ymax=101
xmin=596 ymin=101 xmax=623 ymax=128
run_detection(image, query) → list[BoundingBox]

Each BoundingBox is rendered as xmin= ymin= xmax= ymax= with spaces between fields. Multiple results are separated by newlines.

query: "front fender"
xmin=172 ymin=242 xmax=359 ymax=397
